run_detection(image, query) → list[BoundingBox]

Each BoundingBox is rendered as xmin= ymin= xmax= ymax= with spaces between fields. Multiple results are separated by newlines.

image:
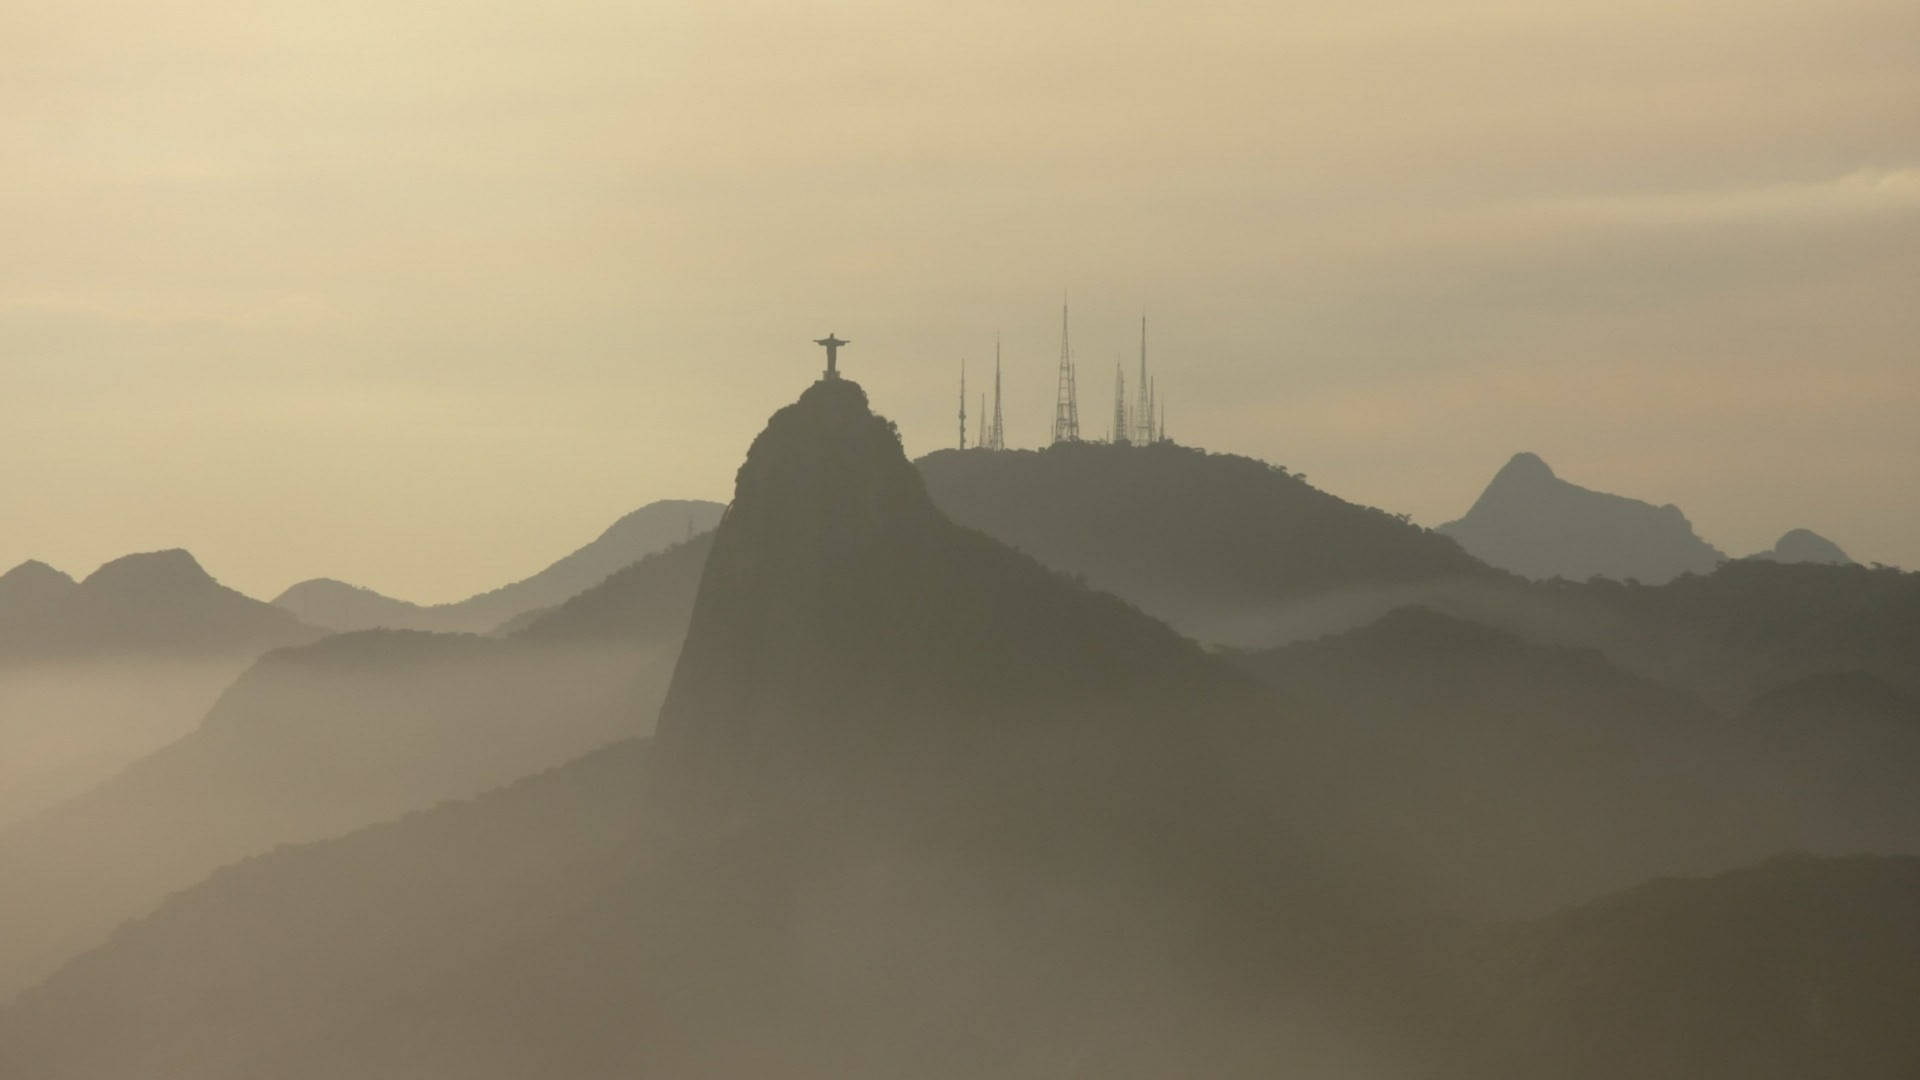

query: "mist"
xmin=0 ymin=657 xmax=248 ymax=828
xmin=5 ymin=1 xmax=1920 ymax=1075
xmin=5 ymin=0 xmax=1918 ymax=601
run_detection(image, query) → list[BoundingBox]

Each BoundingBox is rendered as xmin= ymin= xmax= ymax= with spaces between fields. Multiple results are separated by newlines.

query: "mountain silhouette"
xmin=1748 ymin=527 xmax=1855 ymax=565
xmin=0 ymin=378 xmax=1427 ymax=1077
xmin=1438 ymin=452 xmax=1725 ymax=584
xmin=0 ymin=549 xmax=318 ymax=662
xmin=273 ymin=498 xmax=724 ymax=633
xmin=917 ymin=439 xmax=1499 ymax=644
xmin=6 ymin=380 xmax=1911 ymax=1078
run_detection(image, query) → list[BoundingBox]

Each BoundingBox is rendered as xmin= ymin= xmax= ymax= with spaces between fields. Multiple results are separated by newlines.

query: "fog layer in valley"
xmin=0 ymin=658 xmax=251 ymax=829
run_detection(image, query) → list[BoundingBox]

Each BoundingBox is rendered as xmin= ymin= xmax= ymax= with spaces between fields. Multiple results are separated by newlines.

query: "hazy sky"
xmin=5 ymin=0 xmax=1917 ymax=602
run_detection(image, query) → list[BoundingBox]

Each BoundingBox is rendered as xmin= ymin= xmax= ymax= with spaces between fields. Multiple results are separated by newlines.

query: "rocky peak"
xmin=1752 ymin=528 xmax=1853 ymax=566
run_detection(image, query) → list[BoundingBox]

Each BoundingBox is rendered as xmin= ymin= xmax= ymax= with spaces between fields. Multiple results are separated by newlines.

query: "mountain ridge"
xmin=273 ymin=499 xmax=724 ymax=633
xmin=0 ymin=549 xmax=318 ymax=662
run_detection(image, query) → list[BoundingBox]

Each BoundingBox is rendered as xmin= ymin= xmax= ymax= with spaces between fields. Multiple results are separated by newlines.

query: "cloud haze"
xmin=5 ymin=0 xmax=1916 ymax=599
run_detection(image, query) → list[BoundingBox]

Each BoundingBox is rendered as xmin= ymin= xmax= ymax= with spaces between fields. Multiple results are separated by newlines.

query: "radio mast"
xmin=1051 ymin=301 xmax=1079 ymax=444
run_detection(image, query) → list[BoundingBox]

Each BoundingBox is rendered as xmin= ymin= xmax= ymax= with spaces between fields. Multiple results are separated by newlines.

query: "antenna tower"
xmin=1136 ymin=317 xmax=1154 ymax=445
xmin=1112 ymin=360 xmax=1128 ymax=445
xmin=957 ymin=359 xmax=967 ymax=450
xmin=990 ymin=336 xmax=1005 ymax=450
xmin=1052 ymin=301 xmax=1079 ymax=444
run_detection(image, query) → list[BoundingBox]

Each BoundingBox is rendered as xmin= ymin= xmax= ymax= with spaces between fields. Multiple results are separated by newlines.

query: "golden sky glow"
xmin=5 ymin=0 xmax=1917 ymax=599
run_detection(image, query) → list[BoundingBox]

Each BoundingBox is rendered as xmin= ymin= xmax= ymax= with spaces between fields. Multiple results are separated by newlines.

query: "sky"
xmin=4 ymin=0 xmax=1917 ymax=603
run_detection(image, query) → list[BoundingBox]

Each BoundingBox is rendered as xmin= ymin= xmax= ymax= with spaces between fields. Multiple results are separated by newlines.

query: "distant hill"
xmin=1748 ymin=527 xmax=1855 ymax=565
xmin=917 ymin=441 xmax=1500 ymax=642
xmin=273 ymin=499 xmax=724 ymax=633
xmin=0 ymin=550 xmax=319 ymax=662
xmin=1436 ymin=855 xmax=1920 ymax=1080
xmin=0 ymin=560 xmax=75 ymax=615
xmin=1437 ymin=452 xmax=1725 ymax=584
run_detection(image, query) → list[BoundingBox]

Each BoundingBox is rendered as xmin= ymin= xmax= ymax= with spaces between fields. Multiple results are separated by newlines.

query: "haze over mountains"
xmin=0 ymin=551 xmax=323 ymax=828
xmin=919 ymin=441 xmax=1499 ymax=643
xmin=0 ymin=531 xmax=715 ymax=1001
xmin=4 ymin=377 xmax=1917 ymax=1078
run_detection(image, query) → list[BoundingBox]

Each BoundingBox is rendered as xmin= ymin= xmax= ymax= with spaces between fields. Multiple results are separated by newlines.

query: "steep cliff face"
xmin=1439 ymin=453 xmax=1725 ymax=584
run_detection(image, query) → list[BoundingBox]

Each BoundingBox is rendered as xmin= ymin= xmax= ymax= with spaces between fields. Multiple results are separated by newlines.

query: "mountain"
xmin=0 ymin=530 xmax=717 ymax=1001
xmin=1230 ymin=606 xmax=1774 ymax=916
xmin=916 ymin=440 xmax=1500 ymax=644
xmin=9 ymin=379 xmax=1910 ymax=1078
xmin=1436 ymin=855 xmax=1920 ymax=1080
xmin=1749 ymin=527 xmax=1855 ymax=565
xmin=1437 ymin=452 xmax=1725 ymax=584
xmin=0 ymin=378 xmax=1435 ymax=1077
xmin=655 ymin=383 xmax=1261 ymax=814
xmin=0 ymin=549 xmax=319 ymax=661
xmin=273 ymin=498 xmax=725 ymax=633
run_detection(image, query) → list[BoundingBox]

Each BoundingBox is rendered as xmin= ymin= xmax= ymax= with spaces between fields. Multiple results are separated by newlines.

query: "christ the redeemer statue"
xmin=814 ymin=333 xmax=847 ymax=380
